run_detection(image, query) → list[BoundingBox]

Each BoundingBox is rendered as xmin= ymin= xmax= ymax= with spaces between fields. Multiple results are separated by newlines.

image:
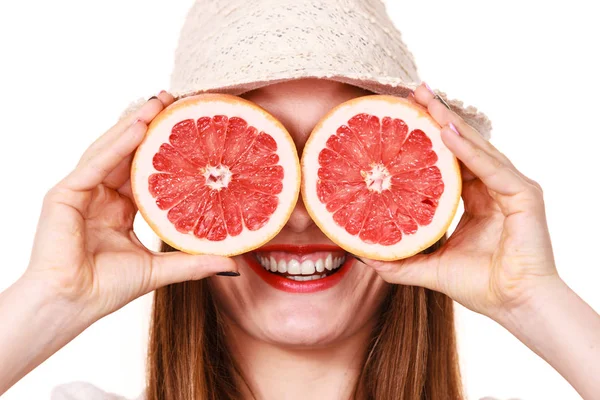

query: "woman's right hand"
xmin=23 ymin=91 xmax=237 ymax=324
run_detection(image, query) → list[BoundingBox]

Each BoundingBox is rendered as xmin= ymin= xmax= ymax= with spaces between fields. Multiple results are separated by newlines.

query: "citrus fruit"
xmin=301 ymin=95 xmax=461 ymax=261
xmin=131 ymin=94 xmax=300 ymax=256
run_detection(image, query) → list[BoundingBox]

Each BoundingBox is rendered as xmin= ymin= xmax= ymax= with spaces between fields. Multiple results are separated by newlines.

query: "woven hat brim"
xmin=121 ymin=74 xmax=491 ymax=140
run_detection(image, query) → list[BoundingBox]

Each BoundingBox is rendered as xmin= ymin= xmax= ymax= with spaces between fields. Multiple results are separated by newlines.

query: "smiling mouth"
xmin=242 ymin=245 xmax=352 ymax=293
xmin=253 ymin=251 xmax=347 ymax=281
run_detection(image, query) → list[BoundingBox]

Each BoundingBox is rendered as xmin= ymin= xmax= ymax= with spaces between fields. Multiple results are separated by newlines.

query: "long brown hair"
xmin=146 ymin=237 xmax=463 ymax=400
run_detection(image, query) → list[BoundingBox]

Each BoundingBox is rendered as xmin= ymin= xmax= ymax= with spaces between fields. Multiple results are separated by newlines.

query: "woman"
xmin=1 ymin=1 xmax=599 ymax=399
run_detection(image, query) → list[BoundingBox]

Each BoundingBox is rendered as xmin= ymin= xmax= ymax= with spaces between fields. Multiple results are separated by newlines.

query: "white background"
xmin=0 ymin=1 xmax=599 ymax=399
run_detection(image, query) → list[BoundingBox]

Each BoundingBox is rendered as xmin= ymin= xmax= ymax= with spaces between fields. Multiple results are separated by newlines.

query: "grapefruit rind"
xmin=301 ymin=95 xmax=461 ymax=261
xmin=131 ymin=94 xmax=301 ymax=256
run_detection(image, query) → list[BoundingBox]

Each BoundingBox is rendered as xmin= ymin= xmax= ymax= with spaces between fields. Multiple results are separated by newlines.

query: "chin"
xmin=210 ymin=244 xmax=390 ymax=349
xmin=257 ymin=295 xmax=358 ymax=348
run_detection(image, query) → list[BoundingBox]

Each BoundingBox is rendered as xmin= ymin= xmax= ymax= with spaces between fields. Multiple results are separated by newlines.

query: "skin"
xmin=0 ymin=79 xmax=599 ymax=399
xmin=213 ymin=81 xmax=389 ymax=399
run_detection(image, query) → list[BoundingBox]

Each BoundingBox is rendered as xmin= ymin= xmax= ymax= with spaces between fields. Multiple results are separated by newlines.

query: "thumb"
xmin=359 ymin=253 xmax=441 ymax=292
xmin=149 ymin=252 xmax=239 ymax=289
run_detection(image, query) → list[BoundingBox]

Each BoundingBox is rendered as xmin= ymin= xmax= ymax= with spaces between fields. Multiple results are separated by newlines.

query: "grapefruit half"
xmin=301 ymin=95 xmax=461 ymax=261
xmin=131 ymin=94 xmax=300 ymax=256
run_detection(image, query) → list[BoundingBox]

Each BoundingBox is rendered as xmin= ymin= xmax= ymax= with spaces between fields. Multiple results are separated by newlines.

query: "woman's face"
xmin=209 ymin=79 xmax=390 ymax=347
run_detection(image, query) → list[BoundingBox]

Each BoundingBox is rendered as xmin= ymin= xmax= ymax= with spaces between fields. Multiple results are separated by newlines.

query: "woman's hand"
xmin=0 ymin=91 xmax=238 ymax=394
xmin=24 ymin=91 xmax=237 ymax=323
xmin=364 ymin=83 xmax=559 ymax=321
xmin=372 ymin=83 xmax=600 ymax=399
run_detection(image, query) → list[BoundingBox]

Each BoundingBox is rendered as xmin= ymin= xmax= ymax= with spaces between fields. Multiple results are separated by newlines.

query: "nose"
xmin=285 ymin=195 xmax=315 ymax=233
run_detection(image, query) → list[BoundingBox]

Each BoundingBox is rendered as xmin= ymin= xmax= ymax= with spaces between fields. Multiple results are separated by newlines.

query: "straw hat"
xmin=123 ymin=0 xmax=491 ymax=139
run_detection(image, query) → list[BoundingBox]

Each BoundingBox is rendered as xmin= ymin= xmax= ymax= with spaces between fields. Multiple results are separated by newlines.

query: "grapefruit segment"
xmin=302 ymin=95 xmax=461 ymax=261
xmin=131 ymin=94 xmax=300 ymax=256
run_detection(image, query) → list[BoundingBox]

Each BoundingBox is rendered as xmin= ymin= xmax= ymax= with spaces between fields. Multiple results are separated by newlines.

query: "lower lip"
xmin=243 ymin=253 xmax=352 ymax=293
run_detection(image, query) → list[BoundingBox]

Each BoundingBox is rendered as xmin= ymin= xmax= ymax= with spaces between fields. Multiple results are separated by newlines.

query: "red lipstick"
xmin=243 ymin=244 xmax=352 ymax=293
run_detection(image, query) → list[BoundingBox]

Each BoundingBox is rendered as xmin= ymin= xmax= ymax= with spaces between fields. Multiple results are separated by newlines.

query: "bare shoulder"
xmin=51 ymin=382 xmax=144 ymax=400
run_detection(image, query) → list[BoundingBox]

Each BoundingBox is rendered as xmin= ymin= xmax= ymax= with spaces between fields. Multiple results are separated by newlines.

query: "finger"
xmin=441 ymin=124 xmax=531 ymax=198
xmin=79 ymin=91 xmax=174 ymax=165
xmin=459 ymin=161 xmax=478 ymax=182
xmin=149 ymin=252 xmax=239 ymax=289
xmin=156 ymin=90 xmax=176 ymax=107
xmin=461 ymin=177 xmax=502 ymax=217
xmin=103 ymin=153 xmax=133 ymax=190
xmin=359 ymin=254 xmax=442 ymax=292
xmin=79 ymin=98 xmax=160 ymax=164
xmin=416 ymin=83 xmax=542 ymax=191
xmin=414 ymin=83 xmax=514 ymax=168
xmin=62 ymin=119 xmax=148 ymax=191
xmin=101 ymin=92 xmax=177 ymax=191
xmin=457 ymin=161 xmax=503 ymax=216
xmin=117 ymin=179 xmax=134 ymax=200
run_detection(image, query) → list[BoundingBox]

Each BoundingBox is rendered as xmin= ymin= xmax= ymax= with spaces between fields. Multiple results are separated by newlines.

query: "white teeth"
xmin=315 ymin=259 xmax=324 ymax=273
xmin=286 ymin=274 xmax=327 ymax=281
xmin=325 ymin=254 xmax=333 ymax=271
xmin=256 ymin=253 xmax=346 ymax=280
xmin=258 ymin=256 xmax=269 ymax=270
xmin=287 ymin=259 xmax=301 ymax=275
xmin=291 ymin=275 xmax=310 ymax=281
xmin=277 ymin=259 xmax=287 ymax=273
xmin=301 ymin=260 xmax=316 ymax=275
xmin=333 ymin=257 xmax=345 ymax=269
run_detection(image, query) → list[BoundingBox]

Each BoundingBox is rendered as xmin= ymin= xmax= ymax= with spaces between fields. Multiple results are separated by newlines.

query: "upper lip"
xmin=253 ymin=244 xmax=347 ymax=255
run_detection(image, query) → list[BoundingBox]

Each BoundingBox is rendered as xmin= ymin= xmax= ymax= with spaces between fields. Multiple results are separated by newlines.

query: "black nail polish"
xmin=352 ymin=255 xmax=365 ymax=264
xmin=433 ymin=93 xmax=452 ymax=110
xmin=216 ymin=271 xmax=241 ymax=277
xmin=148 ymin=96 xmax=158 ymax=101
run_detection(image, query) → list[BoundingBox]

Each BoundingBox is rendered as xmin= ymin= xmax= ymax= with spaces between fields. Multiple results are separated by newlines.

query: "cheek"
xmin=208 ymin=260 xmax=391 ymax=347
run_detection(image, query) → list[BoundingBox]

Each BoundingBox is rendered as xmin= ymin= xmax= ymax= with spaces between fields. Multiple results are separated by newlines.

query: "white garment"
xmin=51 ymin=382 xmax=144 ymax=400
xmin=51 ymin=382 xmax=520 ymax=400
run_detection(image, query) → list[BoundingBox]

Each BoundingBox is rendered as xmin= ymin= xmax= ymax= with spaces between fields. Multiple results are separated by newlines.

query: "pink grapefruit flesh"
xmin=302 ymin=95 xmax=461 ymax=261
xmin=131 ymin=94 xmax=300 ymax=256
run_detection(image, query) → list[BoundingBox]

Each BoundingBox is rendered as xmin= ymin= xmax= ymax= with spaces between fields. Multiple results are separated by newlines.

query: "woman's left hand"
xmin=362 ymin=82 xmax=560 ymax=322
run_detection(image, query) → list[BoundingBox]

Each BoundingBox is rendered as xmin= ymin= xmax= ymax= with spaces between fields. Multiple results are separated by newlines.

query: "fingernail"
xmin=147 ymin=96 xmax=158 ymax=102
xmin=158 ymin=90 xmax=167 ymax=95
xmin=130 ymin=118 xmax=142 ymax=127
xmin=424 ymin=82 xmax=435 ymax=95
xmin=436 ymin=94 xmax=452 ymax=110
xmin=448 ymin=122 xmax=460 ymax=136
xmin=352 ymin=255 xmax=365 ymax=263
xmin=216 ymin=271 xmax=240 ymax=277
